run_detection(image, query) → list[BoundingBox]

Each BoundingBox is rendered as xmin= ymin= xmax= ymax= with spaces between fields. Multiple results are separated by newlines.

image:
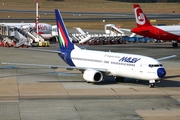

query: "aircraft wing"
xmin=2 ymin=62 xmax=109 ymax=73
xmin=156 ymin=55 xmax=177 ymax=61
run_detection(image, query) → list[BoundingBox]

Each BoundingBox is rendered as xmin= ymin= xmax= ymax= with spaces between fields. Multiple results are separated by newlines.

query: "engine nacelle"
xmin=83 ymin=69 xmax=103 ymax=83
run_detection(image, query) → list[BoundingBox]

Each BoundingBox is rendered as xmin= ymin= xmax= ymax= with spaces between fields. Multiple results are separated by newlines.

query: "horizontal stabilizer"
xmin=23 ymin=48 xmax=62 ymax=54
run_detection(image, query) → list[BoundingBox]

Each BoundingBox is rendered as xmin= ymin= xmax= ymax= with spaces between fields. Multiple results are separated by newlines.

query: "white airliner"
xmin=2 ymin=9 xmax=176 ymax=88
xmin=0 ymin=23 xmax=53 ymax=39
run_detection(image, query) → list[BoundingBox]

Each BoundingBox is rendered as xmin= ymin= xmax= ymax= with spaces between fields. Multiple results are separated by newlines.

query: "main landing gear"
xmin=172 ymin=41 xmax=178 ymax=48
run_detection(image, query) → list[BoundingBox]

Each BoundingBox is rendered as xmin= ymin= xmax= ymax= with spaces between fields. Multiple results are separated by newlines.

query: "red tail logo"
xmin=134 ymin=4 xmax=151 ymax=27
xmin=137 ymin=13 xmax=145 ymax=25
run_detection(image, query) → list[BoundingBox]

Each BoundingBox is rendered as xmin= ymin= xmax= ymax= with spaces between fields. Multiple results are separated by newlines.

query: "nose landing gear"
xmin=149 ymin=80 xmax=160 ymax=88
xmin=149 ymin=83 xmax=154 ymax=88
xmin=149 ymin=80 xmax=155 ymax=88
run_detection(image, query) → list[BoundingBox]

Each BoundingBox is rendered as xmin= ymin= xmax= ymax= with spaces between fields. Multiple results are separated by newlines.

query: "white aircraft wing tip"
xmin=156 ymin=55 xmax=177 ymax=61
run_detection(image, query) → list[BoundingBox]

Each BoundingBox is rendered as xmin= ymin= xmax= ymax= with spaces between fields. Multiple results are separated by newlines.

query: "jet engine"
xmin=83 ymin=69 xmax=103 ymax=83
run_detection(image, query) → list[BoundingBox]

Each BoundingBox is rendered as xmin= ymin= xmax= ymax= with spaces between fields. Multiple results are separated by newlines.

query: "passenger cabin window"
xmin=148 ymin=64 xmax=163 ymax=67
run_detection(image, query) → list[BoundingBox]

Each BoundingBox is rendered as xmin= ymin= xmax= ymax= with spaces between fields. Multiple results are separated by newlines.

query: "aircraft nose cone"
xmin=157 ymin=68 xmax=166 ymax=78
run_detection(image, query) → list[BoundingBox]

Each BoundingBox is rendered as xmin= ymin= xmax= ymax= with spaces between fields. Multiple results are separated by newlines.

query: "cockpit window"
xmin=149 ymin=64 xmax=163 ymax=67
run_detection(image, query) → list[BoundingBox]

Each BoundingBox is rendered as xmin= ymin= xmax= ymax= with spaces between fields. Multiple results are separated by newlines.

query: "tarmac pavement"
xmin=0 ymin=42 xmax=180 ymax=120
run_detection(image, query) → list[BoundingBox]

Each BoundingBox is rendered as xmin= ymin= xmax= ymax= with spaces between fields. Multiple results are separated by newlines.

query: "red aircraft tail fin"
xmin=134 ymin=4 xmax=152 ymax=28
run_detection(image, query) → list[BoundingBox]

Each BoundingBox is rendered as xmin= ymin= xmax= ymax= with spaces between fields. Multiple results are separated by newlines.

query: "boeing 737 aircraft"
xmin=3 ymin=9 xmax=176 ymax=88
xmin=132 ymin=4 xmax=180 ymax=47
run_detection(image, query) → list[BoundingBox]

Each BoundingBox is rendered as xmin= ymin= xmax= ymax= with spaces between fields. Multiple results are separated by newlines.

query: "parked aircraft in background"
xmin=132 ymin=4 xmax=180 ymax=47
xmin=3 ymin=9 xmax=177 ymax=88
xmin=0 ymin=23 xmax=53 ymax=39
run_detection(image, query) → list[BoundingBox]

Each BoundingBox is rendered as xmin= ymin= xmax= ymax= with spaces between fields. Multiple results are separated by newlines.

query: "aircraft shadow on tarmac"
xmin=45 ymin=75 xmax=180 ymax=88
xmin=0 ymin=68 xmax=180 ymax=87
xmin=159 ymin=75 xmax=180 ymax=87
xmin=97 ymin=76 xmax=180 ymax=87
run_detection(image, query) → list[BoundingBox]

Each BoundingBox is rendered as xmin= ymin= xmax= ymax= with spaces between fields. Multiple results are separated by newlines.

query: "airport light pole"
xmin=35 ymin=0 xmax=39 ymax=42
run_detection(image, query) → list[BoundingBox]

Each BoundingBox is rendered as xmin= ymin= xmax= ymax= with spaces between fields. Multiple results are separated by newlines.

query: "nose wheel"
xmin=149 ymin=83 xmax=154 ymax=88
xmin=149 ymin=80 xmax=156 ymax=88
